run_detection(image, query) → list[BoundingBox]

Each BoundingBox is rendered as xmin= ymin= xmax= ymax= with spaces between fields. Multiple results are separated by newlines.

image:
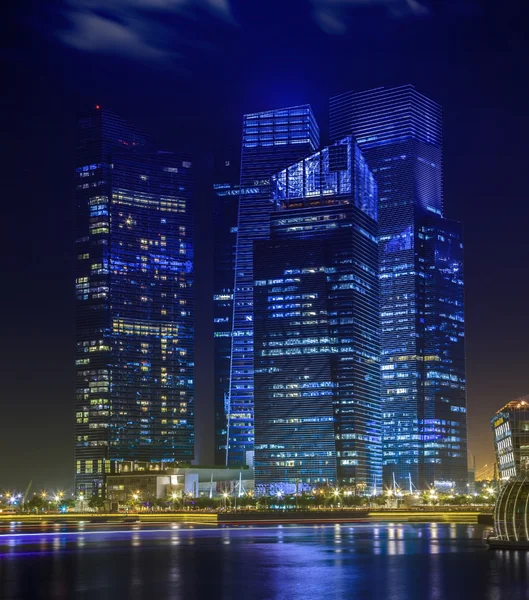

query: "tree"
xmin=88 ymin=495 xmax=105 ymax=512
xmin=60 ymin=499 xmax=76 ymax=511
xmin=26 ymin=496 xmax=45 ymax=513
xmin=370 ymin=495 xmax=387 ymax=507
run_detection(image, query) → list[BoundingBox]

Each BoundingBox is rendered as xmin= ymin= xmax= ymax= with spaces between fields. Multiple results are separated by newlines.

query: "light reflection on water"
xmin=0 ymin=523 xmax=527 ymax=600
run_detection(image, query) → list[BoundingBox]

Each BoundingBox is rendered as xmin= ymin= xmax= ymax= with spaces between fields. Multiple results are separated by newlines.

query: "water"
xmin=0 ymin=523 xmax=528 ymax=599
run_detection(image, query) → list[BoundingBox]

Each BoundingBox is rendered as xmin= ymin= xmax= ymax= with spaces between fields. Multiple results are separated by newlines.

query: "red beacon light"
xmin=95 ymin=104 xmax=101 ymax=110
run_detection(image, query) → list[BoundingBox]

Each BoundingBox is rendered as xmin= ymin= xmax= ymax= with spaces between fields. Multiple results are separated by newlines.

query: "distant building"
xmin=75 ymin=107 xmax=194 ymax=496
xmin=253 ymin=136 xmax=381 ymax=494
xmin=330 ymin=85 xmax=468 ymax=491
xmin=491 ymin=395 xmax=529 ymax=481
xmin=228 ymin=106 xmax=320 ymax=466
xmin=106 ymin=464 xmax=254 ymax=502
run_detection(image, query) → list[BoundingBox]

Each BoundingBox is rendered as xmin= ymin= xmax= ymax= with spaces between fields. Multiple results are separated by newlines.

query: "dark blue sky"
xmin=3 ymin=0 xmax=528 ymax=490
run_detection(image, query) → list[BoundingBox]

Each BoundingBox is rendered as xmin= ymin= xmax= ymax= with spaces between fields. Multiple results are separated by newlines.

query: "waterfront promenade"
xmin=0 ymin=508 xmax=492 ymax=528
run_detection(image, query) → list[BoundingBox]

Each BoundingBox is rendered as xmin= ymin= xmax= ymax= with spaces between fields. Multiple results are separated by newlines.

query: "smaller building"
xmin=491 ymin=395 xmax=529 ymax=481
xmin=106 ymin=463 xmax=254 ymax=504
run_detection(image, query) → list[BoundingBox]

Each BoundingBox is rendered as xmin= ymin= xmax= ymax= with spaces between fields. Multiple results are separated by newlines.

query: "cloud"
xmin=310 ymin=0 xmax=432 ymax=34
xmin=59 ymin=10 xmax=168 ymax=58
xmin=49 ymin=0 xmax=479 ymax=61
xmin=55 ymin=0 xmax=236 ymax=61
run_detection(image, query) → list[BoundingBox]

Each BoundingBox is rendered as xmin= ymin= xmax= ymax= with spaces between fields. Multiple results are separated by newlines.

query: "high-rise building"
xmin=330 ymin=85 xmax=467 ymax=491
xmin=75 ymin=107 xmax=194 ymax=496
xmin=491 ymin=396 xmax=529 ymax=481
xmin=212 ymin=159 xmax=239 ymax=466
xmin=253 ymin=136 xmax=381 ymax=493
xmin=214 ymin=171 xmax=283 ymax=465
xmin=227 ymin=105 xmax=320 ymax=466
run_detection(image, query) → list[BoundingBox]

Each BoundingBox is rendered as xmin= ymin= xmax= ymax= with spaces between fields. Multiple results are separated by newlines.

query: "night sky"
xmin=3 ymin=0 xmax=528 ymax=492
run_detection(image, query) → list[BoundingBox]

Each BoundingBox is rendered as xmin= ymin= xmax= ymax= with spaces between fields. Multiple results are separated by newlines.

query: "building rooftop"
xmin=496 ymin=395 xmax=529 ymax=413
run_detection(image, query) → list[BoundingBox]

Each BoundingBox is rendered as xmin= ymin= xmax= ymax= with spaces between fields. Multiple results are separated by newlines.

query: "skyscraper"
xmin=212 ymin=158 xmax=239 ymax=466
xmin=227 ymin=105 xmax=320 ymax=466
xmin=253 ymin=136 xmax=381 ymax=493
xmin=491 ymin=395 xmax=529 ymax=481
xmin=213 ymin=168 xmax=281 ymax=465
xmin=330 ymin=85 xmax=467 ymax=491
xmin=75 ymin=107 xmax=194 ymax=496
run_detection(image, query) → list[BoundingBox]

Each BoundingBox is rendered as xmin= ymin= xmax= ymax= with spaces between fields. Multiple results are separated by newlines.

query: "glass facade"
xmin=491 ymin=396 xmax=529 ymax=481
xmin=253 ymin=136 xmax=381 ymax=494
xmin=228 ymin=106 xmax=320 ymax=466
xmin=212 ymin=174 xmax=239 ymax=466
xmin=330 ymin=85 xmax=468 ymax=491
xmin=75 ymin=107 xmax=194 ymax=496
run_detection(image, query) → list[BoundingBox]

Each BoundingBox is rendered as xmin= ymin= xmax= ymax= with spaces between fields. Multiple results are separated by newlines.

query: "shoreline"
xmin=0 ymin=510 xmax=493 ymax=527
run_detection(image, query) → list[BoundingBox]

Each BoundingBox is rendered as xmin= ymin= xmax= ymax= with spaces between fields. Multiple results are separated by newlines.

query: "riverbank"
xmin=0 ymin=509 xmax=493 ymax=527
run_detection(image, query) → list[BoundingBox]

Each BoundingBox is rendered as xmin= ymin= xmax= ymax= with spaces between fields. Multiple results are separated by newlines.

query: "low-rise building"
xmin=106 ymin=462 xmax=254 ymax=504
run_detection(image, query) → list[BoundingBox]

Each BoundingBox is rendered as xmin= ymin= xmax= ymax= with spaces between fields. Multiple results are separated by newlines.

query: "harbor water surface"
xmin=0 ymin=522 xmax=528 ymax=599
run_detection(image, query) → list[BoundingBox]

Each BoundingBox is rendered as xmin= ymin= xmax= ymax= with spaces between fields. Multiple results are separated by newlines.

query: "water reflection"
xmin=0 ymin=524 xmax=527 ymax=600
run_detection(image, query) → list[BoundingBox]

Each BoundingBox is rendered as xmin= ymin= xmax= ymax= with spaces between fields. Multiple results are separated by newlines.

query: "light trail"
xmin=0 ymin=522 xmax=418 ymax=540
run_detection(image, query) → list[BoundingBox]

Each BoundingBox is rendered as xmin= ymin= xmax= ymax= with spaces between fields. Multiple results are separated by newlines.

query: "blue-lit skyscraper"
xmin=212 ymin=156 xmax=239 ymax=465
xmin=75 ymin=107 xmax=194 ymax=496
xmin=228 ymin=106 xmax=320 ymax=466
xmin=253 ymin=136 xmax=381 ymax=493
xmin=330 ymin=86 xmax=467 ymax=491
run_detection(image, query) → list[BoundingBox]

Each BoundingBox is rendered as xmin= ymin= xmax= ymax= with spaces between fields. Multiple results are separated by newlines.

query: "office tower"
xmin=330 ymin=85 xmax=467 ymax=491
xmin=212 ymin=157 xmax=239 ymax=465
xmin=253 ymin=136 xmax=381 ymax=493
xmin=75 ymin=107 xmax=194 ymax=496
xmin=491 ymin=395 xmax=529 ymax=481
xmin=227 ymin=106 xmax=320 ymax=466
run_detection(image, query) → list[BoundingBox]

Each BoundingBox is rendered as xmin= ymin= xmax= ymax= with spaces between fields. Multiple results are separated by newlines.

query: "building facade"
xmin=330 ymin=85 xmax=468 ymax=491
xmin=227 ymin=106 xmax=320 ymax=466
xmin=106 ymin=465 xmax=254 ymax=502
xmin=212 ymin=155 xmax=240 ymax=466
xmin=75 ymin=107 xmax=194 ymax=496
xmin=491 ymin=396 xmax=529 ymax=481
xmin=253 ymin=136 xmax=381 ymax=493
